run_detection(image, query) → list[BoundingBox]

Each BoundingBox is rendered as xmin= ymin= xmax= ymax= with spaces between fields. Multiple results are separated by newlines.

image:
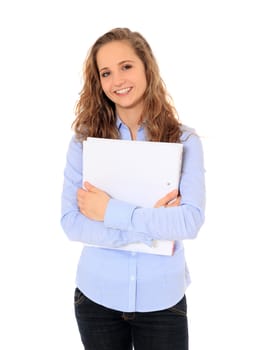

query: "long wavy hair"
xmin=73 ymin=28 xmax=182 ymax=143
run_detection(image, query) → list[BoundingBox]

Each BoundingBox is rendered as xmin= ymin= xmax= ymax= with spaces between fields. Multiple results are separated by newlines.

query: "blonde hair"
xmin=73 ymin=28 xmax=181 ymax=142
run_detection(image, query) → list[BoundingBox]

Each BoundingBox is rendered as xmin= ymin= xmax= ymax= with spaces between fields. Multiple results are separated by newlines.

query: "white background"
xmin=0 ymin=0 xmax=261 ymax=349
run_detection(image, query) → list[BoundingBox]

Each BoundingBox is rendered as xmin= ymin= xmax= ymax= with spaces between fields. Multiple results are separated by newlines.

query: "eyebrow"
xmin=99 ymin=60 xmax=135 ymax=73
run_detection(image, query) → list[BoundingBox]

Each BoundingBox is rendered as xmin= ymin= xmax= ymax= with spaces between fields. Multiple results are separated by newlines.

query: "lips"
xmin=114 ymin=87 xmax=132 ymax=95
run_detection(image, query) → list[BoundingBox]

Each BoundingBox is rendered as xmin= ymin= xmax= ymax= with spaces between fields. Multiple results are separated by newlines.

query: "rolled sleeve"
xmin=104 ymin=199 xmax=153 ymax=247
xmin=104 ymin=198 xmax=137 ymax=231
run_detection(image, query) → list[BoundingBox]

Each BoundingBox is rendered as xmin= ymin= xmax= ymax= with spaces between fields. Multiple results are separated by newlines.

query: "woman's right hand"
xmin=154 ymin=189 xmax=181 ymax=208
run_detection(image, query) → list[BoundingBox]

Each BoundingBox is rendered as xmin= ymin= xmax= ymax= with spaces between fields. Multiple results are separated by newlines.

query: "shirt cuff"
xmin=104 ymin=198 xmax=136 ymax=231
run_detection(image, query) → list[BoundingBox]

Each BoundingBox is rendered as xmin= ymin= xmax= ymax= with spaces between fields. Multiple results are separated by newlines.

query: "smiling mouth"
xmin=114 ymin=87 xmax=132 ymax=95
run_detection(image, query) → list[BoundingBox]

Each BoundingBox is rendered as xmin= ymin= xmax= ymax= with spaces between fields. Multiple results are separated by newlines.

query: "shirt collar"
xmin=116 ymin=116 xmax=122 ymax=130
xmin=116 ymin=115 xmax=146 ymax=131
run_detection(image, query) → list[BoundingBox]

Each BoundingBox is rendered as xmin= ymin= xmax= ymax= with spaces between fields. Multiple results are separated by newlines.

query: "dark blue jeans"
xmin=74 ymin=288 xmax=188 ymax=350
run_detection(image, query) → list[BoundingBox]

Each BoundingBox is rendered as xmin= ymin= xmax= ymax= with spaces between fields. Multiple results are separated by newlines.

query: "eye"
xmin=100 ymin=71 xmax=110 ymax=78
xmin=122 ymin=64 xmax=132 ymax=71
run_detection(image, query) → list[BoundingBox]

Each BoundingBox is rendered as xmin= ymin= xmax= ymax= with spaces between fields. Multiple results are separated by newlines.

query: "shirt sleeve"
xmin=60 ymin=136 xmax=151 ymax=247
xmin=104 ymin=130 xmax=206 ymax=241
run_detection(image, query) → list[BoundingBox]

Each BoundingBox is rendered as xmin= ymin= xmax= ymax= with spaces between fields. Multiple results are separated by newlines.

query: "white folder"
xmin=83 ymin=137 xmax=183 ymax=255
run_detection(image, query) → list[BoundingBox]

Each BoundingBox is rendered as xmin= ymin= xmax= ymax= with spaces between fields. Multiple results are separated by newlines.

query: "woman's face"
xmin=96 ymin=40 xmax=147 ymax=117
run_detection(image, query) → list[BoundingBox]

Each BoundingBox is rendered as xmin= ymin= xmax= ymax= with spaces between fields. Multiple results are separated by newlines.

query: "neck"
xmin=116 ymin=106 xmax=142 ymax=128
xmin=117 ymin=113 xmax=140 ymax=141
xmin=120 ymin=117 xmax=140 ymax=140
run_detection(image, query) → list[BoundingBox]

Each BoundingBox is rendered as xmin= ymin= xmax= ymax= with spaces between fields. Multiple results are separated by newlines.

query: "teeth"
xmin=115 ymin=87 xmax=131 ymax=94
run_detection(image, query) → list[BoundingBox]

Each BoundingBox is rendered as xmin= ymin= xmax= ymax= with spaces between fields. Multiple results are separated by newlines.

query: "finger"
xmin=77 ymin=188 xmax=86 ymax=199
xmin=154 ymin=197 xmax=167 ymax=208
xmin=165 ymin=195 xmax=181 ymax=207
xmin=166 ymin=189 xmax=178 ymax=202
xmin=154 ymin=197 xmax=172 ymax=208
xmin=83 ymin=181 xmax=97 ymax=192
xmin=154 ymin=189 xmax=179 ymax=208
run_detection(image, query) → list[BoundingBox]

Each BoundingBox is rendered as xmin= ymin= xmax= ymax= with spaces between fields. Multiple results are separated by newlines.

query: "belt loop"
xmin=122 ymin=312 xmax=136 ymax=321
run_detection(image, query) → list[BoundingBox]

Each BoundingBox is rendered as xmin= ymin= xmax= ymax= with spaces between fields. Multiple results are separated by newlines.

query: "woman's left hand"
xmin=154 ymin=189 xmax=181 ymax=208
xmin=77 ymin=181 xmax=110 ymax=221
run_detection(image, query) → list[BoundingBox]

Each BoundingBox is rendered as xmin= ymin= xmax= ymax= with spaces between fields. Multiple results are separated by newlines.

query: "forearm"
xmin=60 ymin=208 xmax=150 ymax=247
xmin=104 ymin=199 xmax=204 ymax=241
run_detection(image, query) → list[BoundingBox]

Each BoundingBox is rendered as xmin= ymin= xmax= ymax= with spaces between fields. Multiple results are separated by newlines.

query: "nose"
xmin=112 ymin=71 xmax=125 ymax=87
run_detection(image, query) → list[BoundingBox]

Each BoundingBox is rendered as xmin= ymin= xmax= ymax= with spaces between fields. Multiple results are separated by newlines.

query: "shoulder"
xmin=180 ymin=125 xmax=204 ymax=167
xmin=66 ymin=134 xmax=83 ymax=158
xmin=69 ymin=134 xmax=83 ymax=148
xmin=180 ymin=124 xmax=201 ymax=145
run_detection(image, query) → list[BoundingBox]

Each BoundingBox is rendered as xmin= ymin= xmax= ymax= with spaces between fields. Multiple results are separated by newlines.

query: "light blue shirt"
xmin=61 ymin=120 xmax=205 ymax=312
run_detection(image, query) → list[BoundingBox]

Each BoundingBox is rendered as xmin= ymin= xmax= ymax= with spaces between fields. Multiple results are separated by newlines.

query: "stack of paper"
xmin=83 ymin=137 xmax=183 ymax=256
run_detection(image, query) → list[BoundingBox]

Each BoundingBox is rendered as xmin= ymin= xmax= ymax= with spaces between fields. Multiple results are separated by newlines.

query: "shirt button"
xmin=130 ymin=276 xmax=135 ymax=281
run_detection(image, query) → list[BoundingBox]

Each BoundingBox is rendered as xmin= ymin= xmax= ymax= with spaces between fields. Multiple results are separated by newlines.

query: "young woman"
xmin=61 ymin=27 xmax=205 ymax=350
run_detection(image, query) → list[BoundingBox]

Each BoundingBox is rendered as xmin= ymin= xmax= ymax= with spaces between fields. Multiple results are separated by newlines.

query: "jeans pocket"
xmin=168 ymin=295 xmax=187 ymax=317
xmin=74 ymin=287 xmax=87 ymax=306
